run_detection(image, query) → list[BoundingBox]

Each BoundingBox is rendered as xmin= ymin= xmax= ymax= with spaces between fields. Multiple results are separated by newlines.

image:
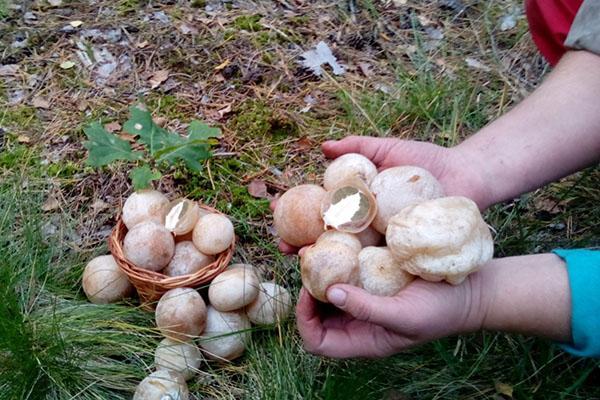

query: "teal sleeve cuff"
xmin=553 ymin=249 xmax=600 ymax=358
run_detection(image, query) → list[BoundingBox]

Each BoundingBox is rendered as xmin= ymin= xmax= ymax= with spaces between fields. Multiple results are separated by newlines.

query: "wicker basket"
xmin=109 ymin=204 xmax=234 ymax=308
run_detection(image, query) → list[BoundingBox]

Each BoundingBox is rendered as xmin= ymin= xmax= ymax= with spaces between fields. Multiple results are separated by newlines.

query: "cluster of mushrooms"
xmin=81 ymin=191 xmax=292 ymax=400
xmin=273 ymin=153 xmax=494 ymax=302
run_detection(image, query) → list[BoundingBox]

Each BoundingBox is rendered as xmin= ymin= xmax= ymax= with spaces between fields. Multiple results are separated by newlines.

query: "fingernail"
xmin=327 ymin=287 xmax=347 ymax=306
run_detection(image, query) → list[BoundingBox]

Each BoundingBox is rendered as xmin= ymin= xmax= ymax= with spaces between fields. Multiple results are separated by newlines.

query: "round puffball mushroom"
xmin=355 ymin=225 xmax=383 ymax=248
xmin=246 ymin=282 xmax=292 ymax=325
xmin=122 ymin=190 xmax=170 ymax=230
xmin=316 ymin=230 xmax=362 ymax=254
xmin=133 ymin=370 xmax=189 ymax=400
xmin=386 ymin=196 xmax=494 ymax=285
xmin=154 ymin=338 xmax=203 ymax=381
xmin=300 ymin=241 xmax=359 ymax=303
xmin=82 ymin=255 xmax=133 ymax=304
xmin=123 ymin=221 xmax=175 ymax=271
xmin=165 ymin=199 xmax=201 ymax=236
xmin=155 ymin=288 xmax=207 ymax=340
xmin=199 ymin=307 xmax=250 ymax=361
xmin=273 ymin=184 xmax=327 ymax=247
xmin=208 ymin=266 xmax=260 ymax=312
xmin=320 ymin=177 xmax=378 ymax=233
xmin=192 ymin=213 xmax=234 ymax=255
xmin=323 ymin=153 xmax=378 ymax=191
xmin=358 ymin=247 xmax=414 ymax=296
xmin=163 ymin=242 xmax=214 ymax=277
xmin=370 ymin=166 xmax=444 ymax=234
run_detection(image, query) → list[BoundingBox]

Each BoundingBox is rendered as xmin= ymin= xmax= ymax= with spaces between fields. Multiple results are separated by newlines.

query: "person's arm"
xmin=455 ymin=50 xmax=600 ymax=209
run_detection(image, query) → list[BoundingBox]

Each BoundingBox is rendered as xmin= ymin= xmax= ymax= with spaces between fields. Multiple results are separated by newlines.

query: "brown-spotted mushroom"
xmin=192 ymin=213 xmax=234 ymax=255
xmin=163 ymin=241 xmax=214 ymax=277
xmin=386 ymin=196 xmax=494 ymax=285
xmin=323 ymin=153 xmax=378 ymax=191
xmin=155 ymin=288 xmax=207 ymax=340
xmin=123 ymin=221 xmax=175 ymax=271
xmin=208 ymin=266 xmax=260 ymax=312
xmin=122 ymin=190 xmax=170 ymax=229
xmin=358 ymin=247 xmax=414 ymax=296
xmin=82 ymin=255 xmax=133 ymax=304
xmin=246 ymin=282 xmax=292 ymax=325
xmin=133 ymin=370 xmax=189 ymax=400
xmin=198 ymin=306 xmax=251 ymax=361
xmin=316 ymin=230 xmax=362 ymax=254
xmin=154 ymin=338 xmax=203 ymax=381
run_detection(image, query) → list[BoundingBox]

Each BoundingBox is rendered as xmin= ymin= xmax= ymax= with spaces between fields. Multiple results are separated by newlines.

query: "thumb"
xmin=322 ymin=136 xmax=397 ymax=165
xmin=326 ymin=284 xmax=396 ymax=327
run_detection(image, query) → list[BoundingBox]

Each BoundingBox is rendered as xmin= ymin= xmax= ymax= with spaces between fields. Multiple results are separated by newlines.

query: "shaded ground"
xmin=1 ymin=0 xmax=599 ymax=399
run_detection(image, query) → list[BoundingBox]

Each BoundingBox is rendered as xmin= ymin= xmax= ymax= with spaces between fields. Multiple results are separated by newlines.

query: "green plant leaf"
xmin=123 ymin=104 xmax=171 ymax=155
xmin=155 ymin=136 xmax=210 ymax=172
xmin=188 ymin=120 xmax=222 ymax=140
xmin=83 ymin=122 xmax=143 ymax=167
xmin=129 ymin=165 xmax=162 ymax=191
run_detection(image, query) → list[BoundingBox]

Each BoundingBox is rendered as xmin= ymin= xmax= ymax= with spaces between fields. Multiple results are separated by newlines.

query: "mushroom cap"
xmin=320 ymin=177 xmax=378 ymax=233
xmin=122 ymin=190 xmax=170 ymax=230
xmin=273 ymin=184 xmax=327 ymax=247
xmin=370 ymin=166 xmax=444 ymax=233
xmin=386 ymin=196 xmax=494 ymax=285
xmin=358 ymin=247 xmax=414 ymax=296
xmin=355 ymin=225 xmax=383 ymax=248
xmin=123 ymin=221 xmax=175 ymax=271
xmin=133 ymin=370 xmax=189 ymax=400
xmin=155 ymin=288 xmax=207 ymax=340
xmin=163 ymin=241 xmax=214 ymax=277
xmin=300 ymin=242 xmax=359 ymax=302
xmin=154 ymin=338 xmax=203 ymax=381
xmin=192 ymin=213 xmax=234 ymax=255
xmin=316 ymin=230 xmax=362 ymax=254
xmin=199 ymin=307 xmax=251 ymax=361
xmin=323 ymin=153 xmax=378 ymax=191
xmin=208 ymin=267 xmax=260 ymax=312
xmin=82 ymin=255 xmax=133 ymax=304
xmin=165 ymin=199 xmax=201 ymax=236
xmin=246 ymin=282 xmax=292 ymax=325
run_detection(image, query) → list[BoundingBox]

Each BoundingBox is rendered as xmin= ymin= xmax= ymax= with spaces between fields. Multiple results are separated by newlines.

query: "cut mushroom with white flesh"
xmin=165 ymin=199 xmax=201 ymax=236
xmin=320 ymin=177 xmax=377 ymax=233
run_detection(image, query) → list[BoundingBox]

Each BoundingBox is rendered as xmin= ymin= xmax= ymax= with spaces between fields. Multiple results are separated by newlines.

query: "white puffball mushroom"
xmin=273 ymin=184 xmax=327 ymax=247
xmin=133 ymin=370 xmax=189 ymax=400
xmin=246 ymin=282 xmax=292 ymax=325
xmin=316 ymin=230 xmax=362 ymax=254
xmin=199 ymin=307 xmax=251 ymax=361
xmin=155 ymin=288 xmax=207 ymax=340
xmin=192 ymin=213 xmax=234 ymax=255
xmin=386 ymin=196 xmax=494 ymax=285
xmin=154 ymin=338 xmax=203 ymax=381
xmin=123 ymin=221 xmax=175 ymax=271
xmin=355 ymin=225 xmax=383 ymax=247
xmin=208 ymin=267 xmax=260 ymax=312
xmin=358 ymin=247 xmax=414 ymax=296
xmin=82 ymin=255 xmax=133 ymax=304
xmin=165 ymin=199 xmax=201 ymax=236
xmin=163 ymin=242 xmax=214 ymax=277
xmin=320 ymin=177 xmax=378 ymax=233
xmin=122 ymin=190 xmax=170 ymax=230
xmin=323 ymin=153 xmax=377 ymax=191
xmin=370 ymin=166 xmax=444 ymax=234
xmin=300 ymin=241 xmax=359 ymax=303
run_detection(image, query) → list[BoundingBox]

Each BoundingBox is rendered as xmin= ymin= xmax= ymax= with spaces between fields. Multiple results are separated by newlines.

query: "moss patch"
xmin=229 ymin=100 xmax=298 ymax=141
xmin=233 ymin=15 xmax=263 ymax=32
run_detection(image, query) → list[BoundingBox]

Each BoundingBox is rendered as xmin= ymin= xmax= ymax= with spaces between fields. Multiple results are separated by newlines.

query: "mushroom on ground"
xmin=358 ymin=247 xmax=414 ymax=296
xmin=155 ymin=288 xmax=207 ymax=340
xmin=122 ymin=190 xmax=170 ymax=230
xmin=198 ymin=306 xmax=251 ymax=361
xmin=386 ymin=196 xmax=494 ymax=285
xmin=246 ymin=282 xmax=292 ymax=325
xmin=273 ymin=184 xmax=326 ymax=247
xmin=163 ymin=241 xmax=214 ymax=277
xmin=355 ymin=225 xmax=383 ymax=247
xmin=370 ymin=166 xmax=444 ymax=233
xmin=133 ymin=370 xmax=189 ymax=400
xmin=192 ymin=213 xmax=234 ymax=255
xmin=316 ymin=230 xmax=362 ymax=254
xmin=300 ymin=241 xmax=359 ymax=303
xmin=320 ymin=177 xmax=378 ymax=233
xmin=123 ymin=221 xmax=175 ymax=271
xmin=323 ymin=153 xmax=377 ymax=191
xmin=154 ymin=338 xmax=203 ymax=381
xmin=82 ymin=255 xmax=133 ymax=304
xmin=165 ymin=199 xmax=201 ymax=236
xmin=208 ymin=266 xmax=260 ymax=312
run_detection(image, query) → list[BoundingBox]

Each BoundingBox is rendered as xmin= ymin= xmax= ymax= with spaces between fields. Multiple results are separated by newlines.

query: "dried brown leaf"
xmin=17 ymin=135 xmax=31 ymax=143
xmin=32 ymin=96 xmax=51 ymax=109
xmin=42 ymin=196 xmax=60 ymax=211
xmin=248 ymin=180 xmax=271 ymax=199
xmin=104 ymin=121 xmax=122 ymax=133
xmin=149 ymin=69 xmax=170 ymax=89
xmin=494 ymin=382 xmax=514 ymax=398
xmin=214 ymin=60 xmax=231 ymax=71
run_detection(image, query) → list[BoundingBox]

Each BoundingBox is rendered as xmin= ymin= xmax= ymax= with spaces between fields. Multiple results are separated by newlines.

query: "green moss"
xmin=229 ymin=100 xmax=298 ymax=141
xmin=190 ymin=0 xmax=206 ymax=7
xmin=46 ymin=160 xmax=85 ymax=179
xmin=146 ymin=95 xmax=187 ymax=121
xmin=1 ymin=105 xmax=38 ymax=130
xmin=261 ymin=52 xmax=274 ymax=65
xmin=233 ymin=15 xmax=263 ymax=32
xmin=0 ymin=144 xmax=38 ymax=170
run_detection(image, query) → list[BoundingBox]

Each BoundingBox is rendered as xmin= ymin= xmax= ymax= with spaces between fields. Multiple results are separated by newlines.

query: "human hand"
xmin=296 ymin=273 xmax=485 ymax=358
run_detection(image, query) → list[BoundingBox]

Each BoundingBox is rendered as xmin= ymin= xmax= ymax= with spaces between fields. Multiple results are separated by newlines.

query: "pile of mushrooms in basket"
xmin=81 ymin=153 xmax=493 ymax=399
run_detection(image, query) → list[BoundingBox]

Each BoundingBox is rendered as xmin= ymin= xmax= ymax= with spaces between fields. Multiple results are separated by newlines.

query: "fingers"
xmin=321 ymin=136 xmax=398 ymax=166
xmin=278 ymin=240 xmax=299 ymax=254
xmin=295 ymin=288 xmax=325 ymax=353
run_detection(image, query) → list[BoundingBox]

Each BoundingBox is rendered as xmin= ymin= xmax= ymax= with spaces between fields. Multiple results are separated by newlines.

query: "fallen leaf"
xmin=417 ymin=15 xmax=434 ymax=27
xmin=60 ymin=60 xmax=75 ymax=69
xmin=248 ymin=180 xmax=270 ymax=199
xmin=392 ymin=0 xmax=407 ymax=5
xmin=465 ymin=57 xmax=491 ymax=72
xmin=91 ymin=199 xmax=110 ymax=212
xmin=0 ymin=64 xmax=20 ymax=76
xmin=494 ymin=382 xmax=514 ymax=398
xmin=358 ymin=62 xmax=372 ymax=77
xmin=301 ymin=41 xmax=345 ymax=77
xmin=294 ymin=136 xmax=313 ymax=150
xmin=500 ymin=14 xmax=517 ymax=31
xmin=149 ymin=69 xmax=169 ymax=89
xmin=32 ymin=96 xmax=50 ymax=109
xmin=214 ymin=59 xmax=231 ymax=71
xmin=48 ymin=0 xmax=62 ymax=6
xmin=153 ymin=116 xmax=167 ymax=127
xmin=104 ymin=121 xmax=122 ymax=133
xmin=70 ymin=20 xmax=83 ymax=27
xmin=179 ymin=22 xmax=198 ymax=35
xmin=136 ymin=40 xmax=149 ymax=48
xmin=42 ymin=196 xmax=60 ymax=211
xmin=217 ymin=104 xmax=232 ymax=119
xmin=17 ymin=135 xmax=31 ymax=143
xmin=119 ymin=133 xmax=137 ymax=142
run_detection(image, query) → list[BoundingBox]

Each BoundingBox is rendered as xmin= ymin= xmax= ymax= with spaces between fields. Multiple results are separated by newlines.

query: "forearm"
xmin=455 ymin=51 xmax=600 ymax=209
xmin=473 ymin=254 xmax=571 ymax=342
